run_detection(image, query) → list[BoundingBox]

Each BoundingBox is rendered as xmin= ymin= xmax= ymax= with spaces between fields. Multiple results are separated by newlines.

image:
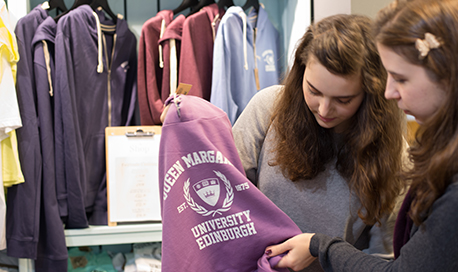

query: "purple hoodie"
xmin=159 ymin=95 xmax=301 ymax=271
xmin=7 ymin=4 xmax=48 ymax=260
xmin=31 ymin=16 xmax=68 ymax=271
xmin=54 ymin=5 xmax=137 ymax=227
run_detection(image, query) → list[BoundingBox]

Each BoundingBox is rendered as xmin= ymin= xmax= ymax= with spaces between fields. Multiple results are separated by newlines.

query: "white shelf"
xmin=65 ymin=222 xmax=162 ymax=247
xmin=19 ymin=223 xmax=162 ymax=272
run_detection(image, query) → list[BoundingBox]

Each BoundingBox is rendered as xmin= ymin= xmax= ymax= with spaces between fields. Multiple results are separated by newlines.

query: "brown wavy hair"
xmin=374 ymin=0 xmax=458 ymax=225
xmin=270 ymin=14 xmax=405 ymax=225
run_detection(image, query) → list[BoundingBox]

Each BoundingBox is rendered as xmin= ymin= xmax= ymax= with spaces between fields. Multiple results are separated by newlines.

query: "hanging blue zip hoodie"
xmin=54 ymin=5 xmax=137 ymax=227
xmin=7 ymin=4 xmax=48 ymax=261
xmin=31 ymin=16 xmax=68 ymax=271
xmin=159 ymin=94 xmax=301 ymax=271
xmin=210 ymin=6 xmax=280 ymax=124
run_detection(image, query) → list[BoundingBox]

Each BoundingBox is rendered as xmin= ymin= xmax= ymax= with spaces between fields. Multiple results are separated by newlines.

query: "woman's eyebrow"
xmin=306 ymin=79 xmax=357 ymax=99
xmin=306 ymin=80 xmax=321 ymax=93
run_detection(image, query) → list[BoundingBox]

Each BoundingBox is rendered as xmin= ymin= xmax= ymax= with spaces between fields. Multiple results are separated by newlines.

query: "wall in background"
xmin=351 ymin=0 xmax=393 ymax=18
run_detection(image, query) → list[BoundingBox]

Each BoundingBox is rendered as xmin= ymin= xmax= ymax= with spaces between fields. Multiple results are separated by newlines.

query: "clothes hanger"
xmin=173 ymin=0 xmax=199 ymax=15
xmin=217 ymin=0 xmax=234 ymax=10
xmin=241 ymin=0 xmax=259 ymax=11
xmin=54 ymin=0 xmax=92 ymax=22
xmin=186 ymin=0 xmax=215 ymax=17
xmin=47 ymin=0 xmax=68 ymax=13
xmin=187 ymin=0 xmax=215 ymax=17
xmin=90 ymin=0 xmax=117 ymax=23
xmin=67 ymin=0 xmax=92 ymax=10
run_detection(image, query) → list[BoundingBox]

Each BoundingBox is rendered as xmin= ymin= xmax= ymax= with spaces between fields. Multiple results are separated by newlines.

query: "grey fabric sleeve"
xmin=232 ymin=85 xmax=282 ymax=185
xmin=310 ymin=182 xmax=458 ymax=272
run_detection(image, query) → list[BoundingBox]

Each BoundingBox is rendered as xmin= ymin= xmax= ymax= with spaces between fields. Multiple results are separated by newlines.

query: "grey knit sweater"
xmin=233 ymin=85 xmax=404 ymax=272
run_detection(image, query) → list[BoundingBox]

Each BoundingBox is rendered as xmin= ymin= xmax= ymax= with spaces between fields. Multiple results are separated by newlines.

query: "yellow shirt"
xmin=1 ymin=0 xmax=24 ymax=186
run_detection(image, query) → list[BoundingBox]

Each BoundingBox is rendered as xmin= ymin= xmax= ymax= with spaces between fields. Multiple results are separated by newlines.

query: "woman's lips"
xmin=319 ymin=115 xmax=336 ymax=122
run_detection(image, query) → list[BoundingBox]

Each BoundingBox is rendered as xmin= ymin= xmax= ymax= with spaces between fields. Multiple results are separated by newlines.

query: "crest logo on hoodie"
xmin=184 ymin=171 xmax=234 ymax=217
xmin=262 ymin=50 xmax=276 ymax=72
xmin=193 ymin=178 xmax=220 ymax=206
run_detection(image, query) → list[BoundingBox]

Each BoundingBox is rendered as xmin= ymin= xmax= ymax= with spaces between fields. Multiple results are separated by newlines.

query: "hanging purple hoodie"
xmin=7 ymin=4 xmax=48 ymax=260
xmin=159 ymin=95 xmax=301 ymax=271
xmin=54 ymin=5 xmax=137 ymax=227
xmin=31 ymin=16 xmax=68 ymax=271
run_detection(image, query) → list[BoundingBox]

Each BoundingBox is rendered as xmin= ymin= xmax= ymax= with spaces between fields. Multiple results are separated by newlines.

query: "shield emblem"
xmin=193 ymin=178 xmax=220 ymax=206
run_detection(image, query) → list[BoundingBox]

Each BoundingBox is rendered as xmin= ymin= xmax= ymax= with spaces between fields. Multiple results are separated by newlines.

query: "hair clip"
xmin=415 ymin=33 xmax=441 ymax=60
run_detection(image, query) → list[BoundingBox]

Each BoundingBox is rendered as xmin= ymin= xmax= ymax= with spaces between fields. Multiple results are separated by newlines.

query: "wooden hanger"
xmin=90 ymin=0 xmax=117 ymax=23
xmin=173 ymin=0 xmax=199 ymax=14
xmin=187 ymin=0 xmax=215 ymax=17
xmin=54 ymin=0 xmax=92 ymax=21
xmin=217 ymin=0 xmax=234 ymax=10
xmin=47 ymin=0 xmax=68 ymax=12
xmin=241 ymin=0 xmax=259 ymax=11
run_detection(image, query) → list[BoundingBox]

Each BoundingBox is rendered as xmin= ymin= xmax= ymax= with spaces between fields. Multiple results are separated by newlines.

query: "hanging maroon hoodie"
xmin=159 ymin=95 xmax=301 ymax=271
xmin=137 ymin=10 xmax=174 ymax=125
xmin=179 ymin=3 xmax=222 ymax=101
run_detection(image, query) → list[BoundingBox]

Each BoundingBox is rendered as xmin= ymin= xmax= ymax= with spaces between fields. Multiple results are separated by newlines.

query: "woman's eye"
xmin=393 ymin=78 xmax=406 ymax=84
xmin=308 ymin=87 xmax=319 ymax=96
xmin=336 ymin=99 xmax=352 ymax=105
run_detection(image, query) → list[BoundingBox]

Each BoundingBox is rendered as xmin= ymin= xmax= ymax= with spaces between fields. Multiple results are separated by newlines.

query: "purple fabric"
xmin=54 ymin=5 xmax=137 ymax=226
xmin=7 ymin=4 xmax=48 ymax=260
xmin=257 ymin=253 xmax=289 ymax=272
xmin=159 ymin=95 xmax=301 ymax=271
xmin=31 ymin=16 xmax=68 ymax=271
xmin=393 ymin=189 xmax=413 ymax=259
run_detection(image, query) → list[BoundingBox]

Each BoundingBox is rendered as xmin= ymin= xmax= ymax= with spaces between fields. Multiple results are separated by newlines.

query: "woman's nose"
xmin=385 ymin=76 xmax=401 ymax=100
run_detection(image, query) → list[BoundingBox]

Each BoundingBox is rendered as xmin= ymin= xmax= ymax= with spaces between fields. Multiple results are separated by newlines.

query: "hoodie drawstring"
xmin=42 ymin=40 xmax=54 ymax=96
xmin=92 ymin=11 xmax=103 ymax=73
xmin=159 ymin=19 xmax=166 ymax=69
xmin=238 ymin=11 xmax=249 ymax=71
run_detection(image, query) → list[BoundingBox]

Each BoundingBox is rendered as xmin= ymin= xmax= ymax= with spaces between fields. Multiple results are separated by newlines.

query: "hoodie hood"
xmin=32 ymin=16 xmax=57 ymax=45
xmin=159 ymin=95 xmax=301 ymax=272
xmin=224 ymin=6 xmax=250 ymax=70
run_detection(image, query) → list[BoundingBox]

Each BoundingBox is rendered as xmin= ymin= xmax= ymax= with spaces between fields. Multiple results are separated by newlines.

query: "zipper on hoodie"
xmin=253 ymin=27 xmax=260 ymax=91
xmin=102 ymin=33 xmax=117 ymax=127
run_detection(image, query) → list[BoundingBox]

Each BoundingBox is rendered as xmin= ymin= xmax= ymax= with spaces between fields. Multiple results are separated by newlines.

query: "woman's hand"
xmin=160 ymin=104 xmax=171 ymax=123
xmin=266 ymin=233 xmax=317 ymax=271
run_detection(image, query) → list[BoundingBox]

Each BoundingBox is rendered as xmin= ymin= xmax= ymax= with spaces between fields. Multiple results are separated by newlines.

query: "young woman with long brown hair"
xmin=266 ymin=0 xmax=458 ymax=271
xmin=232 ymin=13 xmax=407 ymax=271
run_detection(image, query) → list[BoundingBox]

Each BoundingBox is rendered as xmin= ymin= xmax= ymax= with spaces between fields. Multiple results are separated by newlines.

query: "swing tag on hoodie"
xmin=176 ymin=83 xmax=192 ymax=95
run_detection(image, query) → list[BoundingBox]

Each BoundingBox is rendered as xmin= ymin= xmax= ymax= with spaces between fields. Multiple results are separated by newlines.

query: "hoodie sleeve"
xmin=6 ymin=10 xmax=43 ymax=259
xmin=179 ymin=11 xmax=215 ymax=101
xmin=309 ymin=183 xmax=458 ymax=272
xmin=210 ymin=13 xmax=239 ymax=124
xmin=137 ymin=17 xmax=166 ymax=125
xmin=54 ymin=19 xmax=89 ymax=229
xmin=121 ymin=30 xmax=138 ymax=126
